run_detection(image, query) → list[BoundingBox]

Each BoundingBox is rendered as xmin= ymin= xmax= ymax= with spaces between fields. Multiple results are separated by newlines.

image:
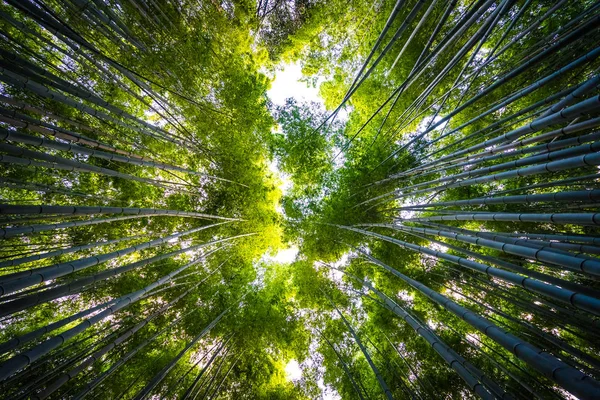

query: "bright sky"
xmin=267 ymin=62 xmax=350 ymax=123
xmin=267 ymin=66 xmax=342 ymax=400
xmin=266 ymin=62 xmax=321 ymax=211
xmin=267 ymin=62 xmax=323 ymax=107
xmin=285 ymin=359 xmax=302 ymax=381
xmin=262 ymin=246 xmax=299 ymax=264
xmin=285 ymin=360 xmax=340 ymax=400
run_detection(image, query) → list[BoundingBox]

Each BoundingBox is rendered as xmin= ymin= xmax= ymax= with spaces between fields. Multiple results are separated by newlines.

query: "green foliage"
xmin=1 ymin=1 xmax=600 ymax=399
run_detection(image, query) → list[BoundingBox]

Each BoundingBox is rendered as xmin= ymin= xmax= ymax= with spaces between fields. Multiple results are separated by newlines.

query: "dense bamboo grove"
xmin=0 ymin=0 xmax=599 ymax=399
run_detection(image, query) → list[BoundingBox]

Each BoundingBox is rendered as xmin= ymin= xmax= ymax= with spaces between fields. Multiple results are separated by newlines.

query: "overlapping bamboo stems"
xmin=3 ymin=319 xmax=130 ymax=399
xmin=416 ymin=220 xmax=600 ymax=258
xmin=466 ymin=270 xmax=600 ymax=341
xmin=33 ymin=265 xmax=222 ymax=399
xmin=372 ymin=0 xmax=448 ymax=143
xmin=381 ymin=95 xmax=598 ymax=182
xmin=420 ymin=0 xmax=533 ymax=133
xmin=0 ymin=11 xmax=189 ymax=140
xmin=391 ymin=227 xmax=600 ymax=308
xmin=367 ymin=148 xmax=600 ymax=210
xmin=358 ymin=97 xmax=600 ymax=207
xmin=0 ymin=128 xmax=247 ymax=186
xmin=374 ymin=34 xmax=599 ymax=176
xmin=0 ymin=233 xmax=152 ymax=269
xmin=360 ymin=331 xmax=418 ymax=399
xmin=402 ymin=46 xmax=600 ymax=163
xmin=375 ymin=130 xmax=600 ymax=194
xmin=454 ymin=277 xmax=600 ymax=371
xmin=373 ymin=222 xmax=600 ymax=278
xmin=397 ymin=93 xmax=600 ymax=178
xmin=132 ymin=296 xmax=238 ymax=400
xmin=360 ymin=0 xmax=587 ymax=160
xmin=400 ymin=0 xmax=513 ymax=135
xmin=0 ymin=204 xmax=235 ymax=219
xmin=0 ymin=100 xmax=156 ymax=161
xmin=356 ymin=246 xmax=600 ymax=398
xmin=372 ymin=0 xmax=456 ymax=145
xmin=0 ymin=213 xmax=200 ymax=239
xmin=337 ymin=0 xmax=501 ymax=155
xmin=0 ymin=143 xmax=202 ymax=196
xmin=489 ymin=172 xmax=599 ymax=196
xmin=323 ymin=288 xmax=394 ymax=400
xmin=0 ymin=238 xmax=243 ymax=318
xmin=0 ymin=38 xmax=198 ymax=166
xmin=415 ymin=93 xmax=600 ymax=169
xmin=343 ymin=223 xmax=600 ymax=315
xmin=320 ymin=331 xmax=368 ymax=400
xmin=377 ymin=114 xmax=600 ymax=185
xmin=380 ymin=330 xmax=437 ymax=399
xmin=316 ymin=0 xmax=407 ymax=131
xmin=162 ymin=338 xmax=224 ymax=398
xmin=402 ymin=211 xmax=600 ymax=226
xmin=0 ymin=245 xmax=226 ymax=382
xmin=440 ymin=278 xmax=600 ymax=372
xmin=0 ymin=296 xmax=120 ymax=355
xmin=0 ymin=204 xmax=237 ymax=240
xmin=193 ymin=345 xmax=234 ymax=400
xmin=71 ymin=308 xmax=198 ymax=399
xmin=7 ymin=0 xmax=230 ymax=120
xmin=327 ymin=264 xmax=500 ymax=399
xmin=378 ymin=6 xmax=600 ymax=164
xmin=0 ymin=222 xmax=229 ymax=294
xmin=0 ymin=66 xmax=191 ymax=149
xmin=0 ymin=177 xmax=99 ymax=199
xmin=399 ymin=81 xmax=597 ymax=177
xmin=180 ymin=337 xmax=232 ymax=400
xmin=373 ymin=0 xmax=457 ymax=144
xmin=205 ymin=350 xmax=244 ymax=400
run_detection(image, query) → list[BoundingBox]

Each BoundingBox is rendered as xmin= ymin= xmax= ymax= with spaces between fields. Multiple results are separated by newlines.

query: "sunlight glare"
xmin=267 ymin=62 xmax=323 ymax=107
xmin=285 ymin=359 xmax=302 ymax=382
xmin=264 ymin=246 xmax=299 ymax=264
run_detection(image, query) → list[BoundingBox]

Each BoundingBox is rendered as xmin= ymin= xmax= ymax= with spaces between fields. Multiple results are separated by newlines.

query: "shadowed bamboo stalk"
xmin=339 ymin=224 xmax=600 ymax=315
xmin=33 ymin=265 xmax=221 ymax=399
xmin=0 ymin=236 xmax=251 ymax=318
xmin=0 ymin=224 xmax=236 ymax=295
xmin=0 ymin=233 xmax=152 ymax=269
xmin=180 ymin=337 xmax=232 ymax=400
xmin=322 ymin=288 xmax=395 ymax=400
xmin=132 ymin=295 xmax=242 ymax=400
xmin=323 ymin=262 xmax=502 ymax=399
xmin=0 ymin=246 xmax=227 ymax=382
xmin=345 ymin=244 xmax=600 ymax=399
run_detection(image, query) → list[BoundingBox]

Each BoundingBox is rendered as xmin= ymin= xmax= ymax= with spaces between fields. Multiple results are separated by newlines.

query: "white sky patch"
xmin=320 ymin=380 xmax=342 ymax=400
xmin=267 ymin=62 xmax=324 ymax=107
xmin=466 ymin=332 xmax=481 ymax=347
xmin=268 ymin=159 xmax=292 ymax=201
xmin=285 ymin=359 xmax=303 ymax=382
xmin=249 ymin=262 xmax=267 ymax=290
xmin=521 ymin=313 xmax=534 ymax=321
xmin=427 ymin=319 xmax=439 ymax=330
xmin=397 ymin=290 xmax=414 ymax=305
xmin=402 ymin=115 xmax=446 ymax=146
xmin=262 ymin=246 xmax=299 ymax=264
xmin=319 ymin=252 xmax=350 ymax=283
xmin=332 ymin=252 xmax=350 ymax=268
xmin=428 ymin=241 xmax=448 ymax=253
